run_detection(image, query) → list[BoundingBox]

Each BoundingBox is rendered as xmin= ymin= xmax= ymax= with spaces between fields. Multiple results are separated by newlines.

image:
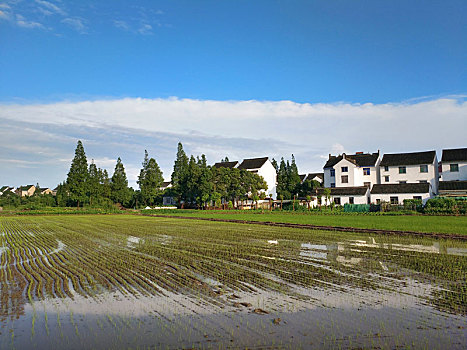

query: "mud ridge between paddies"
xmin=142 ymin=214 xmax=467 ymax=241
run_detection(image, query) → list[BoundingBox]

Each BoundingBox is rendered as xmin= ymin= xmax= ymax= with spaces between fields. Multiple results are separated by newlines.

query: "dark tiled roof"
xmin=380 ymin=151 xmax=436 ymax=166
xmin=324 ymin=152 xmax=379 ymax=168
xmin=238 ymin=157 xmax=269 ymax=170
xmin=0 ymin=186 xmax=8 ymax=192
xmin=19 ymin=185 xmax=34 ymax=191
xmin=318 ymin=186 xmax=369 ymax=196
xmin=213 ymin=161 xmax=238 ymax=169
xmin=371 ymin=183 xmax=430 ymax=194
xmin=161 ymin=181 xmax=171 ymax=187
xmin=299 ymin=174 xmax=306 ymax=182
xmin=306 ymin=173 xmax=324 ymax=181
xmin=439 ymin=181 xmax=467 ymax=191
xmin=441 ymin=148 xmax=467 ymax=162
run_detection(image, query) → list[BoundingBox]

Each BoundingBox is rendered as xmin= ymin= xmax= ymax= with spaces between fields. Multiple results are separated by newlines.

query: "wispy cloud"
xmin=138 ymin=23 xmax=152 ymax=35
xmin=61 ymin=17 xmax=86 ymax=33
xmin=35 ymin=0 xmax=66 ymax=16
xmin=16 ymin=14 xmax=44 ymax=28
xmin=113 ymin=19 xmax=129 ymax=31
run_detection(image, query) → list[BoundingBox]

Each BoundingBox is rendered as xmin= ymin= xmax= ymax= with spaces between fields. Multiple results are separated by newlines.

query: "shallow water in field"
xmin=0 ymin=215 xmax=466 ymax=349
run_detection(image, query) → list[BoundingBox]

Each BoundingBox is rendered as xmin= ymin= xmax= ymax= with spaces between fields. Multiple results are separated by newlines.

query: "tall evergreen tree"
xmin=288 ymin=154 xmax=302 ymax=196
xmin=171 ymin=142 xmax=188 ymax=188
xmin=66 ymin=140 xmax=89 ymax=208
xmin=138 ymin=150 xmax=164 ymax=206
xmin=100 ymin=169 xmax=111 ymax=199
xmin=110 ymin=157 xmax=130 ymax=206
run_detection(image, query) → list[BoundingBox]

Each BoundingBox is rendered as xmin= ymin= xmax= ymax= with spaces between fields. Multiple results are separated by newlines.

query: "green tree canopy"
xmin=110 ymin=157 xmax=131 ymax=206
xmin=66 ymin=140 xmax=89 ymax=207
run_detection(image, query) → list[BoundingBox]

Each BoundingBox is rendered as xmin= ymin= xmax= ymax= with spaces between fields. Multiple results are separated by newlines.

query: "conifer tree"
xmin=88 ymin=161 xmax=99 ymax=206
xmin=110 ymin=157 xmax=130 ymax=206
xmin=288 ymin=154 xmax=302 ymax=196
xmin=66 ymin=140 xmax=89 ymax=208
xmin=171 ymin=142 xmax=188 ymax=188
xmin=138 ymin=150 xmax=164 ymax=206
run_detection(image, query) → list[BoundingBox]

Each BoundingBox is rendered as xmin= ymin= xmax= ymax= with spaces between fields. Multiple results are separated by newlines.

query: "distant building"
xmin=40 ymin=187 xmax=54 ymax=195
xmin=379 ymin=150 xmax=438 ymax=194
xmin=304 ymin=173 xmax=324 ymax=185
xmin=440 ymin=148 xmax=467 ymax=181
xmin=0 ymin=186 xmax=16 ymax=196
xmin=237 ymin=157 xmax=277 ymax=199
xmin=16 ymin=185 xmax=36 ymax=197
xmin=213 ymin=161 xmax=239 ymax=169
xmin=323 ymin=151 xmax=380 ymax=189
xmin=371 ymin=183 xmax=432 ymax=205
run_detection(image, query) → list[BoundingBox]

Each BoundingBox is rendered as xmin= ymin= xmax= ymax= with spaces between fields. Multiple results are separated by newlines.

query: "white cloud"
xmin=0 ymin=9 xmax=8 ymax=19
xmin=113 ymin=19 xmax=129 ymax=31
xmin=35 ymin=0 xmax=66 ymax=16
xmin=16 ymin=14 xmax=43 ymax=28
xmin=138 ymin=23 xmax=152 ymax=35
xmin=61 ymin=17 xmax=86 ymax=33
xmin=0 ymin=96 xmax=466 ymax=187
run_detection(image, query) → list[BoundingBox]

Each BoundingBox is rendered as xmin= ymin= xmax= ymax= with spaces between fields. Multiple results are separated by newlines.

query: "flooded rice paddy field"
xmin=0 ymin=215 xmax=466 ymax=349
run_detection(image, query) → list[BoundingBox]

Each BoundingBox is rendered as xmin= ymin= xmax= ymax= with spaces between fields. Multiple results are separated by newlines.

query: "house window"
xmin=419 ymin=180 xmax=428 ymax=183
xmin=420 ymin=165 xmax=428 ymax=173
xmin=330 ymin=183 xmax=336 ymax=188
xmin=384 ymin=176 xmax=390 ymax=182
xmin=330 ymin=169 xmax=335 ymax=177
xmin=384 ymin=166 xmax=389 ymax=171
xmin=450 ymin=164 xmax=459 ymax=172
xmin=390 ymin=196 xmax=399 ymax=205
xmin=399 ymin=166 xmax=406 ymax=174
xmin=413 ymin=196 xmax=422 ymax=200
xmin=334 ymin=197 xmax=341 ymax=205
xmin=363 ymin=168 xmax=370 ymax=176
xmin=376 ymin=199 xmax=381 ymax=204
xmin=349 ymin=197 xmax=354 ymax=204
xmin=341 ymin=166 xmax=348 ymax=172
xmin=341 ymin=175 xmax=348 ymax=183
xmin=399 ymin=181 xmax=407 ymax=184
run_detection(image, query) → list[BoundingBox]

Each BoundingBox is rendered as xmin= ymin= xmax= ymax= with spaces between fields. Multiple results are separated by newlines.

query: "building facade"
xmin=440 ymin=148 xmax=467 ymax=182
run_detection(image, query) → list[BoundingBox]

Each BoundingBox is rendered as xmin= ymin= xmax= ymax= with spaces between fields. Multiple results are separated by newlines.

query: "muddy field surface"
xmin=1 ymin=215 xmax=466 ymax=349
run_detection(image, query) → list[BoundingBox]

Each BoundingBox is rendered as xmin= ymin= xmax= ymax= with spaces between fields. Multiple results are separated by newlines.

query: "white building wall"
xmin=318 ymin=194 xmax=368 ymax=205
xmin=379 ymin=161 xmax=438 ymax=194
xmin=255 ymin=160 xmax=277 ymax=199
xmin=371 ymin=192 xmax=432 ymax=205
xmin=441 ymin=161 xmax=467 ymax=181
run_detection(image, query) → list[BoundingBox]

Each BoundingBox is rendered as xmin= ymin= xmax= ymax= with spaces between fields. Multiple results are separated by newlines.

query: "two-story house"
xmin=323 ymin=151 xmax=381 ymax=189
xmin=378 ymin=150 xmax=438 ymax=192
xmin=15 ymin=185 xmax=36 ymax=197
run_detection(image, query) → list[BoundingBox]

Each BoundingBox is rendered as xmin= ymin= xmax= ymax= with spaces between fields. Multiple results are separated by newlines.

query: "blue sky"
xmin=0 ymin=1 xmax=466 ymax=188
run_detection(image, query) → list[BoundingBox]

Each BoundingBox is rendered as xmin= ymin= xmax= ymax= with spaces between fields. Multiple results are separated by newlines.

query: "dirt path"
xmin=142 ymin=213 xmax=467 ymax=241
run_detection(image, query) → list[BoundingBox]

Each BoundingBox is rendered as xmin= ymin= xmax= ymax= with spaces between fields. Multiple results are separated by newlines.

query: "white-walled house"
xmin=438 ymin=181 xmax=467 ymax=197
xmin=440 ymin=148 xmax=467 ymax=181
xmin=16 ymin=185 xmax=36 ymax=197
xmin=371 ymin=183 xmax=432 ymax=205
xmin=238 ymin=157 xmax=277 ymax=199
xmin=379 ymin=150 xmax=438 ymax=194
xmin=317 ymin=186 xmax=370 ymax=205
xmin=323 ymin=151 xmax=380 ymax=188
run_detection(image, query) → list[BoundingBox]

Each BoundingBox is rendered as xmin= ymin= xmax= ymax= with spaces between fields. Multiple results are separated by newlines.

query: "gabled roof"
xmin=299 ymin=174 xmax=306 ymax=182
xmin=371 ymin=183 xmax=430 ymax=194
xmin=441 ymin=148 xmax=467 ymax=162
xmin=324 ymin=152 xmax=379 ymax=168
xmin=19 ymin=185 xmax=34 ymax=191
xmin=318 ymin=186 xmax=369 ymax=196
xmin=0 ymin=186 xmax=9 ymax=192
xmin=161 ymin=181 xmax=171 ymax=188
xmin=213 ymin=161 xmax=239 ymax=169
xmin=238 ymin=157 xmax=269 ymax=170
xmin=439 ymin=181 xmax=467 ymax=191
xmin=306 ymin=173 xmax=324 ymax=181
xmin=380 ymin=151 xmax=436 ymax=166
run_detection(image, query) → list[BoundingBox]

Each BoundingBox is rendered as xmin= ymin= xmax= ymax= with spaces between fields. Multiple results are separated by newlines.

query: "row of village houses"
xmin=2 ymin=147 xmax=466 ymax=206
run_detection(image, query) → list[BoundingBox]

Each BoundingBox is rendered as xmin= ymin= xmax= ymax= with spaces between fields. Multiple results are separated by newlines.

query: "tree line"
xmin=1 ymin=140 xmax=321 ymax=209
